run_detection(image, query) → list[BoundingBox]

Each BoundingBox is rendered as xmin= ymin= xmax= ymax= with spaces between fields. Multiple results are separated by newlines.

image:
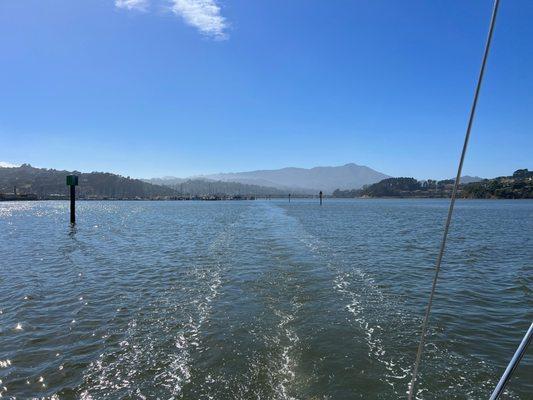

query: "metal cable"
xmin=407 ymin=1 xmax=500 ymax=398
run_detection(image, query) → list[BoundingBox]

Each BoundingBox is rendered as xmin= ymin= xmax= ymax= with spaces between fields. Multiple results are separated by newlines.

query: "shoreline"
xmin=2 ymin=197 xmax=531 ymax=202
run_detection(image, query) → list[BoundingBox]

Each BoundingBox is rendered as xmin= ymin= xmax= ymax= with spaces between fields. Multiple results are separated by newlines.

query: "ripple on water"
xmin=0 ymin=199 xmax=531 ymax=398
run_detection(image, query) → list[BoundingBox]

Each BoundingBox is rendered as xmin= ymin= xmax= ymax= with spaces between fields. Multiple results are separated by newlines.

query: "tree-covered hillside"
xmin=332 ymin=169 xmax=532 ymax=199
xmin=461 ymin=169 xmax=532 ymax=199
xmin=0 ymin=164 xmax=178 ymax=199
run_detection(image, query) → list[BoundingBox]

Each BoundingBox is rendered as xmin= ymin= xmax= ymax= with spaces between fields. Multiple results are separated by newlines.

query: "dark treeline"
xmin=332 ymin=169 xmax=532 ymax=199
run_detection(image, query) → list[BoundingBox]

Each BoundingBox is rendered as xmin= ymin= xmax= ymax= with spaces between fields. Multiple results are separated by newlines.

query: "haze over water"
xmin=0 ymin=199 xmax=531 ymax=399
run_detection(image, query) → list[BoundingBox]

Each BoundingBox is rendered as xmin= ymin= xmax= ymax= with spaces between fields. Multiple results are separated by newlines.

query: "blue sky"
xmin=0 ymin=0 xmax=531 ymax=179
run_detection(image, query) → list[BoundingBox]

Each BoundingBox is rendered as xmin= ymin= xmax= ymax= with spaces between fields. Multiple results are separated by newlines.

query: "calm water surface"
xmin=0 ymin=199 xmax=531 ymax=399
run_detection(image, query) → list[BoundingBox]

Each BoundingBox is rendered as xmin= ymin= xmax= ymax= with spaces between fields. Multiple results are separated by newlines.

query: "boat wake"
xmin=78 ymin=211 xmax=238 ymax=399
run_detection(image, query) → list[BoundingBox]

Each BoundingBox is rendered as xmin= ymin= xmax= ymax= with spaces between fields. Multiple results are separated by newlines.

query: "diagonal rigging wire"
xmin=407 ymin=1 xmax=500 ymax=399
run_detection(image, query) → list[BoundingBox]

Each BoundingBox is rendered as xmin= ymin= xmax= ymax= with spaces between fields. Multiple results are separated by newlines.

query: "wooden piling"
xmin=319 ymin=191 xmax=323 ymax=205
xmin=66 ymin=175 xmax=78 ymax=224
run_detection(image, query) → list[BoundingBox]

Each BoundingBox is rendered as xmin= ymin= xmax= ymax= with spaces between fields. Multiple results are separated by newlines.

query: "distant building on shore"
xmin=0 ymin=186 xmax=38 ymax=201
xmin=0 ymin=192 xmax=38 ymax=201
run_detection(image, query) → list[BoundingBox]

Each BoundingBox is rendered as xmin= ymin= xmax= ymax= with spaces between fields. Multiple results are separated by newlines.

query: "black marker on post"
xmin=288 ymin=193 xmax=291 ymax=203
xmin=66 ymin=175 xmax=78 ymax=224
xmin=319 ymin=191 xmax=323 ymax=206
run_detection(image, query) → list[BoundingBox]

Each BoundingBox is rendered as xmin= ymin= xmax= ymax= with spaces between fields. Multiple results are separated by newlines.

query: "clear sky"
xmin=0 ymin=0 xmax=531 ymax=179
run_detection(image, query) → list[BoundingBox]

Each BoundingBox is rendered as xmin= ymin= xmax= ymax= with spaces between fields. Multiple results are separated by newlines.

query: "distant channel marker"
xmin=66 ymin=175 xmax=78 ymax=224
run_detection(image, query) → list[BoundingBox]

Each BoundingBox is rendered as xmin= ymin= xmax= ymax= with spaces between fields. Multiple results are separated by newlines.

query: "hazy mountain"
xmin=457 ymin=175 xmax=484 ymax=184
xmin=200 ymin=163 xmax=390 ymax=194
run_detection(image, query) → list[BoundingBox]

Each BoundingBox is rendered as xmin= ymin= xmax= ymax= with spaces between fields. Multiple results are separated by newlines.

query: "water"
xmin=0 ymin=199 xmax=531 ymax=399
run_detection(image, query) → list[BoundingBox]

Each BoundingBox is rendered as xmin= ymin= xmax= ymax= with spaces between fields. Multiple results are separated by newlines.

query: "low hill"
xmin=461 ymin=169 xmax=532 ymax=199
xmin=0 ymin=164 xmax=179 ymax=199
xmin=332 ymin=170 xmax=532 ymax=199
